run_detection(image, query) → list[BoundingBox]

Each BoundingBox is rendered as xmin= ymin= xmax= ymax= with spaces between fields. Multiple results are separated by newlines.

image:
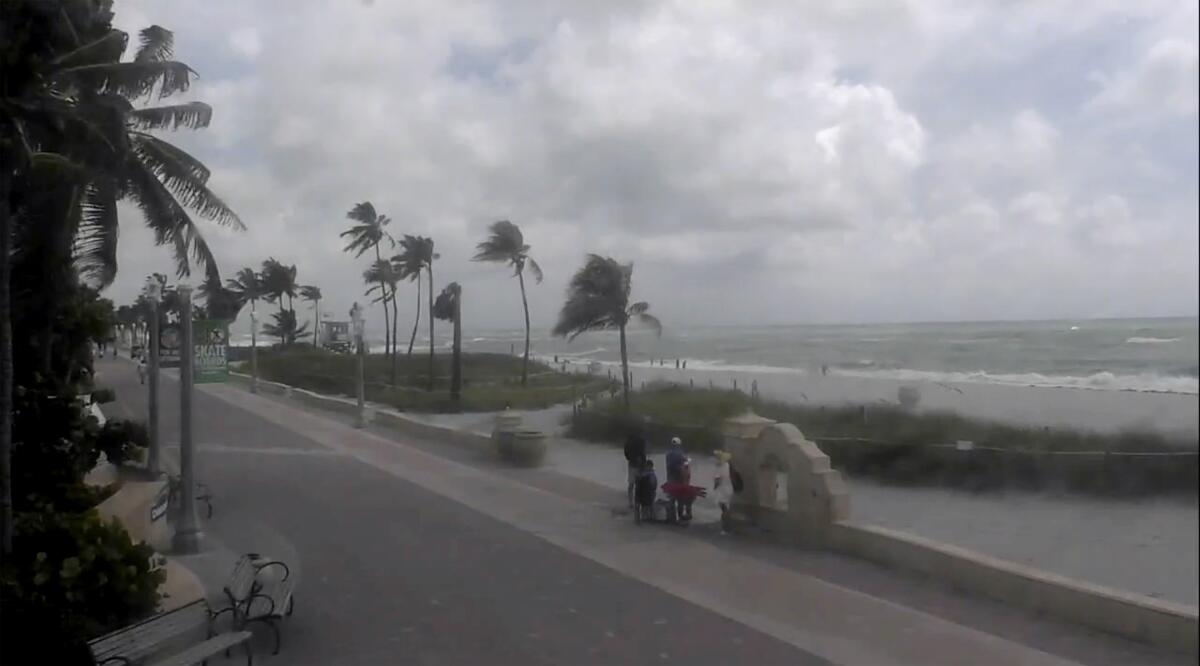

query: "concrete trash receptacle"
xmin=497 ymin=429 xmax=547 ymax=467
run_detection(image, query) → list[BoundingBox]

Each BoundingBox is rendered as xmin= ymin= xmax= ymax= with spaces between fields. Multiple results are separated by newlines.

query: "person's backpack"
xmin=729 ymin=462 xmax=744 ymax=493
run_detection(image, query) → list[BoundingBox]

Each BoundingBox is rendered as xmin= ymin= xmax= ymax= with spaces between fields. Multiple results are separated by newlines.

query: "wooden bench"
xmin=217 ymin=553 xmax=296 ymax=656
xmin=88 ymin=599 xmax=252 ymax=666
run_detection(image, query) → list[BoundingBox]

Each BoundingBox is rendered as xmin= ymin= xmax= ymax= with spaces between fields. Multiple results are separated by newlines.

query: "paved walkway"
xmin=96 ymin=358 xmax=1186 ymax=665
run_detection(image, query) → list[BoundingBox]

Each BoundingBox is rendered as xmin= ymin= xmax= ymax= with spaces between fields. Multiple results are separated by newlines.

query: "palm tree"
xmin=1 ymin=10 xmax=243 ymax=551
xmin=473 ymin=220 xmax=543 ymax=386
xmin=299 ymin=285 xmax=322 ymax=348
xmin=262 ymin=309 xmax=309 ymax=346
xmin=340 ymin=202 xmax=394 ymax=358
xmin=394 ymin=235 xmax=429 ymax=357
xmin=553 ymin=255 xmax=661 ymax=408
xmin=432 ymin=282 xmax=462 ymax=400
xmin=259 ymin=258 xmax=298 ymax=316
xmin=226 ymin=267 xmax=263 ymax=389
xmin=198 ymin=273 xmax=242 ymax=321
xmin=362 ymin=259 xmax=401 ymax=381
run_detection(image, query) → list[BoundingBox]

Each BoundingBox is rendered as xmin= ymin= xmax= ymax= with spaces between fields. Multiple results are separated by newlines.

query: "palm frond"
xmin=634 ymin=313 xmax=662 ymax=337
xmin=553 ymin=254 xmax=635 ymax=339
xmin=54 ymin=60 xmax=196 ymax=100
xmin=132 ymin=134 xmax=243 ymax=227
xmin=135 ymin=26 xmax=174 ymax=63
xmin=74 ymin=180 xmax=120 ymax=287
xmin=299 ymin=285 xmax=322 ymax=301
xmin=129 ymin=102 xmax=212 ymax=131
xmin=123 ymin=157 xmax=215 ymax=278
xmin=50 ymin=29 xmax=128 ymax=69
xmin=628 ymin=301 xmax=649 ymax=315
xmin=129 ymin=130 xmax=210 ymax=181
xmin=526 ymin=257 xmax=544 ymax=284
xmin=346 ymin=201 xmax=378 ymax=225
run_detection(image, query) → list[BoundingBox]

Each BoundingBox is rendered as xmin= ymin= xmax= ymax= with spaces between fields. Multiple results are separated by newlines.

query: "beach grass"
xmin=569 ymin=382 xmax=1198 ymax=495
xmin=238 ymin=346 xmax=615 ymax=413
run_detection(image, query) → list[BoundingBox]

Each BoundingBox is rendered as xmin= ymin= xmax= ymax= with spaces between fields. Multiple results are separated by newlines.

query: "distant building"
xmin=320 ymin=320 xmax=353 ymax=353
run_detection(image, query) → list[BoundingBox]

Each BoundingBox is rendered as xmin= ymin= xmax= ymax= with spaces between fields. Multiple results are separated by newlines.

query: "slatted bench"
xmin=216 ymin=553 xmax=296 ymax=656
xmin=88 ymin=599 xmax=252 ymax=666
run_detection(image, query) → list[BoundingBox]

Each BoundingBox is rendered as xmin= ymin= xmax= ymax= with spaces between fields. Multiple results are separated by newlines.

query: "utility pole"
xmin=249 ymin=302 xmax=258 ymax=394
xmin=173 ymin=284 xmax=203 ymax=553
xmin=146 ymin=277 xmax=161 ymax=477
xmin=351 ymin=303 xmax=366 ymax=428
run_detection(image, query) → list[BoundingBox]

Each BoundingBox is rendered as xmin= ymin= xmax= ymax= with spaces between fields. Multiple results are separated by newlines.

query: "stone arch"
xmin=726 ymin=415 xmax=850 ymax=546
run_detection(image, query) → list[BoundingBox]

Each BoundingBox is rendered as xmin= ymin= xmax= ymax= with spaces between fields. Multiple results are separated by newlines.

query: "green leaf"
xmin=60 ymin=557 xmax=82 ymax=579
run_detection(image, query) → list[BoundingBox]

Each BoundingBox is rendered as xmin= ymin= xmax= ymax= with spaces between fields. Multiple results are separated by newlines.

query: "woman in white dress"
xmin=711 ymin=450 xmax=734 ymax=534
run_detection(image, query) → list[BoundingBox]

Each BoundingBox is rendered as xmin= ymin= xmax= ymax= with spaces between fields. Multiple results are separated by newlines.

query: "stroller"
xmin=633 ymin=459 xmax=707 ymax=525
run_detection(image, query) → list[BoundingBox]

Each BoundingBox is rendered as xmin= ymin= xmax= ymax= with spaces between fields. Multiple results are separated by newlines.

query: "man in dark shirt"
xmin=624 ymin=429 xmax=647 ymax=508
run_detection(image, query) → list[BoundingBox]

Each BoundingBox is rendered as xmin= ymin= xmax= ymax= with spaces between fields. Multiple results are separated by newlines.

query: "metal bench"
xmin=216 ymin=553 xmax=296 ymax=655
xmin=88 ymin=599 xmax=252 ymax=666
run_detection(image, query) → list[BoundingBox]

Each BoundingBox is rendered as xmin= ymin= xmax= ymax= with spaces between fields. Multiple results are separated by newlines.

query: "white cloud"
xmin=100 ymin=0 xmax=1197 ymax=328
xmin=1089 ymin=39 xmax=1199 ymax=117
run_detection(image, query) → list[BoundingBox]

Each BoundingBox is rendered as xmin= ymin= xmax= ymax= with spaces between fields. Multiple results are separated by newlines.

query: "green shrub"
xmin=95 ymin=419 xmax=149 ymax=466
xmin=89 ymin=387 xmax=116 ymax=404
xmin=12 ymin=381 xmax=102 ymax=513
xmin=0 ymin=510 xmax=165 ymax=665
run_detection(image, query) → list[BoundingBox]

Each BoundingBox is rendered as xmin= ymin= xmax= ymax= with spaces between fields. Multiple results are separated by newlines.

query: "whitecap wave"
xmin=1125 ymin=337 xmax=1181 ymax=344
xmin=833 ymin=367 xmax=1198 ymax=395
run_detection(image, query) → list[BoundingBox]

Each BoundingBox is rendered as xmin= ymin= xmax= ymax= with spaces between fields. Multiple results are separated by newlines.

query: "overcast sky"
xmin=106 ymin=0 xmax=1199 ymax=334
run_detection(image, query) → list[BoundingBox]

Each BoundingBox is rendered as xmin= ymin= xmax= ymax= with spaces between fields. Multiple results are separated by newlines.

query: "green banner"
xmin=194 ymin=320 xmax=229 ymax=383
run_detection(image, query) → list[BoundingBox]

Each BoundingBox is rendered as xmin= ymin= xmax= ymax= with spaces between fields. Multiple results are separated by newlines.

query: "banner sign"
xmin=159 ymin=323 xmax=182 ymax=368
xmin=194 ymin=320 xmax=229 ymax=383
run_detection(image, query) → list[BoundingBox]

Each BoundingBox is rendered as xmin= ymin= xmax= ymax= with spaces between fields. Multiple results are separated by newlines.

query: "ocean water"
xmin=460 ymin=317 xmax=1199 ymax=395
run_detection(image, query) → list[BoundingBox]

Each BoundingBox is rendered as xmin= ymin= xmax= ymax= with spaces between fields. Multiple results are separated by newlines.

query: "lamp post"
xmin=173 ymin=283 xmax=203 ymax=553
xmin=145 ymin=277 xmax=162 ymax=477
xmin=351 ymin=302 xmax=366 ymax=428
xmin=249 ymin=301 xmax=258 ymax=394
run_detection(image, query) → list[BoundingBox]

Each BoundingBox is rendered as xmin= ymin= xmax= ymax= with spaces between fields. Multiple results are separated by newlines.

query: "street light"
xmin=173 ymin=282 xmax=204 ymax=553
xmin=350 ymin=302 xmax=366 ymax=428
xmin=249 ymin=302 xmax=258 ymax=394
xmin=145 ymin=277 xmax=162 ymax=477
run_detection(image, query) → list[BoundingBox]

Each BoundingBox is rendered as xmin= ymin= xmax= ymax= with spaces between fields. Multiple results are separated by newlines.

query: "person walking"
xmin=137 ymin=353 xmax=148 ymax=385
xmin=623 ymin=427 xmax=648 ymax=508
xmin=665 ymin=436 xmax=687 ymax=484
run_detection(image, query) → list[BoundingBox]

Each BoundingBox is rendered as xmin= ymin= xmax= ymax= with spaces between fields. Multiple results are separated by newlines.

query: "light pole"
xmin=249 ymin=301 xmax=258 ymax=394
xmin=351 ymin=302 xmax=366 ymax=428
xmin=173 ymin=283 xmax=203 ymax=553
xmin=145 ymin=277 xmax=162 ymax=477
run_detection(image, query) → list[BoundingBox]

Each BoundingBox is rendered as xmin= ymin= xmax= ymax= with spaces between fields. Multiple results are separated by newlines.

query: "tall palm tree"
xmin=432 ymin=282 xmax=462 ymax=400
xmin=473 ymin=220 xmax=543 ymax=386
xmin=363 ymin=259 xmax=402 ymax=382
xmin=299 ymin=285 xmax=322 ymax=349
xmin=262 ymin=309 xmax=309 ymax=346
xmin=259 ymin=258 xmax=298 ymax=316
xmin=340 ymin=202 xmax=394 ymax=358
xmin=198 ymin=273 xmax=242 ymax=321
xmin=225 ymin=267 xmax=263 ymax=309
xmin=394 ymin=235 xmax=429 ymax=357
xmin=553 ymin=255 xmax=661 ymax=408
xmin=1 ymin=9 xmax=243 ymax=551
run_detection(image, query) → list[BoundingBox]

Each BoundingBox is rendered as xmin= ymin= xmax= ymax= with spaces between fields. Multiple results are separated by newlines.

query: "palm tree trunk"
xmin=373 ymin=244 xmax=391 ymax=360
xmin=518 ymin=269 xmax=530 ymax=387
xmin=450 ymin=286 xmax=462 ymax=400
xmin=427 ymin=264 xmax=435 ymax=391
xmin=0 ymin=170 xmax=12 ymax=557
xmin=407 ymin=273 xmax=421 ymax=356
xmin=619 ymin=322 xmax=630 ymax=409
xmin=390 ymin=285 xmax=398 ymax=384
xmin=312 ymin=299 xmax=319 ymax=348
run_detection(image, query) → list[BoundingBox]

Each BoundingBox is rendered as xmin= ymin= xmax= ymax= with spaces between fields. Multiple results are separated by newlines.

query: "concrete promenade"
xmin=96 ymin=357 xmax=1187 ymax=665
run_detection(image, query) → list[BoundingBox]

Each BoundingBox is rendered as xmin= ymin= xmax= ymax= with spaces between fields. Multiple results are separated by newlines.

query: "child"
xmin=634 ymin=460 xmax=658 ymax=520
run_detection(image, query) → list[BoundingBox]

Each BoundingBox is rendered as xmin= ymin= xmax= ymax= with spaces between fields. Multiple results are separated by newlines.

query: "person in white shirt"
xmin=712 ymin=450 xmax=734 ymax=534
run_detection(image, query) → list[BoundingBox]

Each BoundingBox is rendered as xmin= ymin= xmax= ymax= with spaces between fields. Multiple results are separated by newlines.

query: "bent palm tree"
xmin=363 ymin=259 xmax=401 ymax=376
xmin=299 ymin=285 xmax=322 ymax=348
xmin=552 ymin=255 xmax=661 ymax=408
xmin=473 ymin=220 xmax=542 ymax=386
xmin=1 ymin=10 xmax=243 ymax=551
xmin=340 ymin=202 xmax=394 ymax=359
xmin=262 ymin=309 xmax=309 ymax=346
xmin=259 ymin=258 xmax=298 ymax=316
xmin=394 ymin=235 xmax=429 ymax=357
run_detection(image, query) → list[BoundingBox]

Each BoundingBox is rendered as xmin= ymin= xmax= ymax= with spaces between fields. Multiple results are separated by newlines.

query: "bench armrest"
xmin=252 ymin=558 xmax=291 ymax=581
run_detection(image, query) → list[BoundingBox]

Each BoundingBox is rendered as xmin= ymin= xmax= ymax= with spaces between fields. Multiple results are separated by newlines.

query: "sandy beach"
xmin=564 ymin=359 xmax=1200 ymax=441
